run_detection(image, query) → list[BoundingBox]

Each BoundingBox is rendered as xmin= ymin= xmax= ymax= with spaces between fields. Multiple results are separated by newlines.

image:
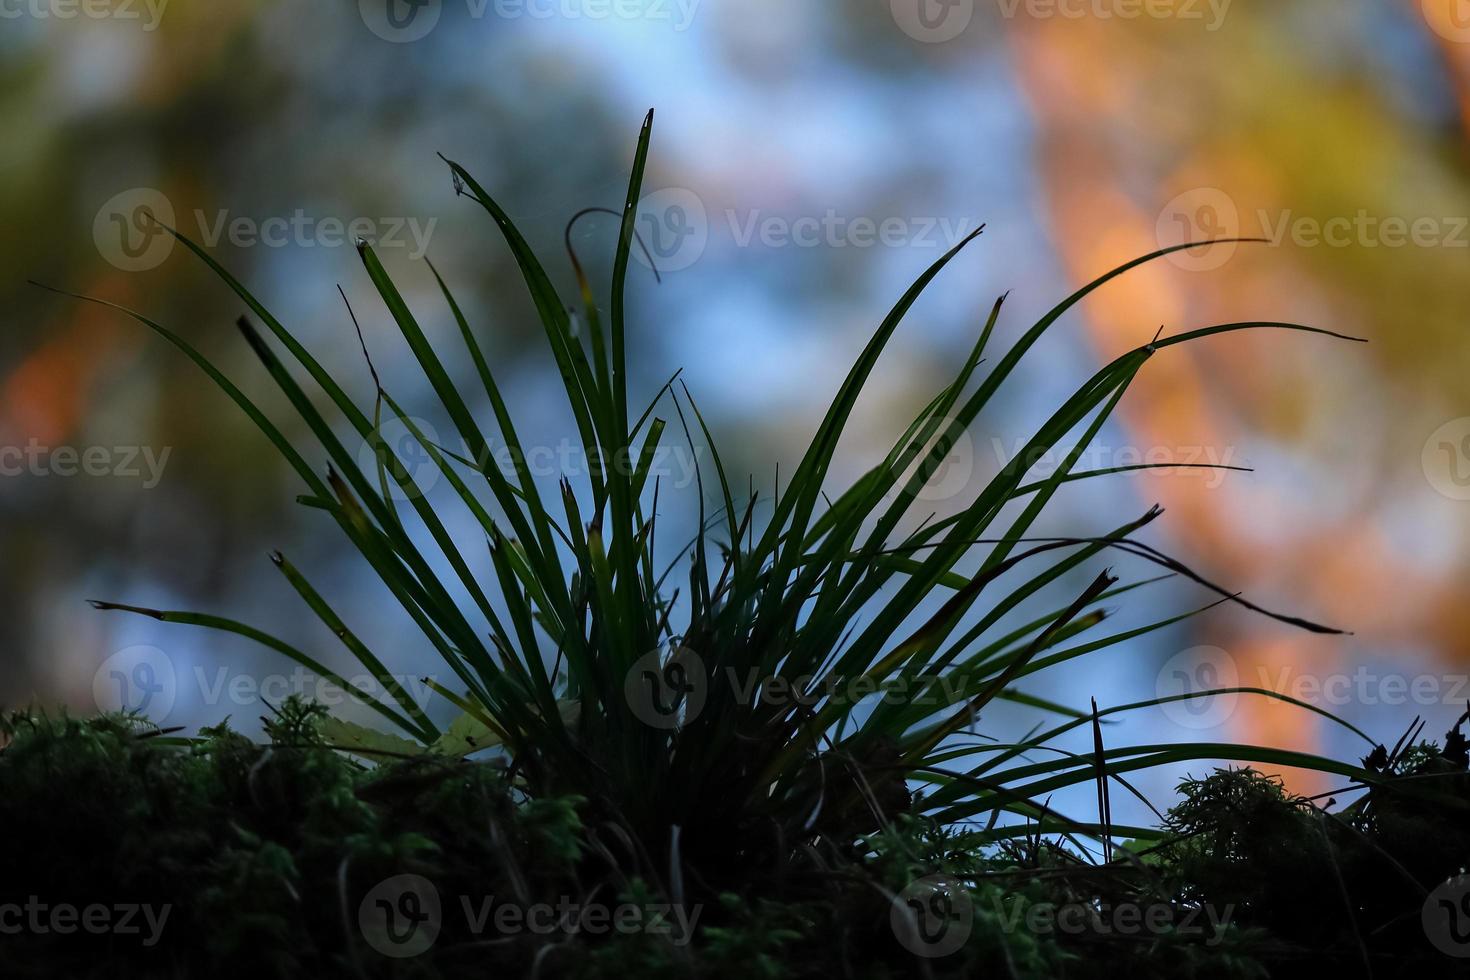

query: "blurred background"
xmin=2 ymin=0 xmax=1468 ymax=824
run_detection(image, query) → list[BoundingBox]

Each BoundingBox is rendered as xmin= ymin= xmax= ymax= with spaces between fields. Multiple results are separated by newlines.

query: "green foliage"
xmin=46 ymin=112 xmax=1381 ymax=869
xmin=0 ymin=705 xmax=1192 ymax=977
xmin=1156 ymin=722 xmax=1470 ymax=971
xmin=33 ymin=114 xmax=1432 ymax=976
xmin=3 ymin=706 xmax=1468 ymax=976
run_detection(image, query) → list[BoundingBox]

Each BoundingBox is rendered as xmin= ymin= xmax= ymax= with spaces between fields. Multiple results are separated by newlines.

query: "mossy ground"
xmin=2 ymin=700 xmax=1467 ymax=978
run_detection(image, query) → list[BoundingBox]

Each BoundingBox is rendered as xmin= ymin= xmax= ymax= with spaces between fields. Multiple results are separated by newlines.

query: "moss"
xmin=2 ymin=703 xmax=1469 ymax=977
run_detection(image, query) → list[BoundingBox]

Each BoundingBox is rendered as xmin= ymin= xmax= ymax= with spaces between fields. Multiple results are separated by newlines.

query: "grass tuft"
xmin=42 ymin=112 xmax=1380 ymax=894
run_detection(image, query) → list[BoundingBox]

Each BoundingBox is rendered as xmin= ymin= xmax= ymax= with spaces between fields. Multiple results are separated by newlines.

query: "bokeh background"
xmin=3 ymin=0 xmax=1469 ymax=824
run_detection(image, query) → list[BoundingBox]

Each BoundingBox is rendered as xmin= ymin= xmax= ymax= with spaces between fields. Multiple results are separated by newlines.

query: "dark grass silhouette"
xmin=17 ymin=110 xmax=1462 ymax=977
